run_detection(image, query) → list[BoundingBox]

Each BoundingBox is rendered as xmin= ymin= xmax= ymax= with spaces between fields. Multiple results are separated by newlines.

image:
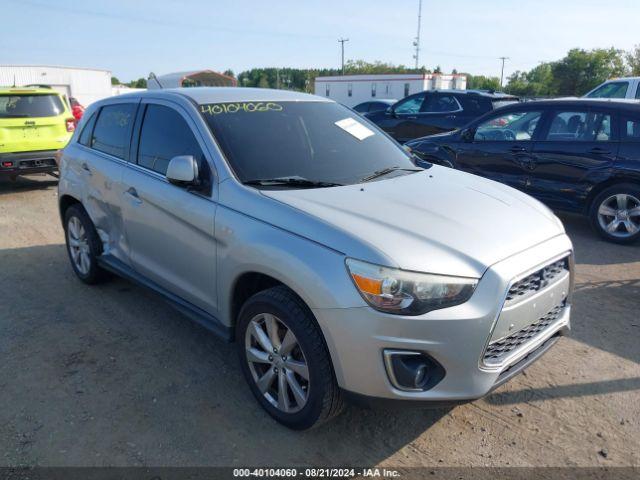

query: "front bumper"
xmin=313 ymin=234 xmax=573 ymax=402
xmin=0 ymin=150 xmax=59 ymax=176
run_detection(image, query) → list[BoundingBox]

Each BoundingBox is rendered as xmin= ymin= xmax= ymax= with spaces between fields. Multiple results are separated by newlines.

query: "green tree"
xmin=626 ymin=45 xmax=640 ymax=76
xmin=466 ymin=74 xmax=501 ymax=91
xmin=111 ymin=76 xmax=120 ymax=85
xmin=223 ymin=69 xmax=235 ymax=78
xmin=506 ymin=63 xmax=555 ymax=97
xmin=551 ymin=48 xmax=626 ymax=96
xmin=127 ymin=78 xmax=147 ymax=89
xmin=257 ymin=74 xmax=270 ymax=89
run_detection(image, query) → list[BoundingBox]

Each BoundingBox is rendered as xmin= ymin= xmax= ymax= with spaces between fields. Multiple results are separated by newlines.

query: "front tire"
xmin=589 ymin=184 xmax=640 ymax=244
xmin=237 ymin=286 xmax=344 ymax=430
xmin=64 ymin=204 xmax=109 ymax=284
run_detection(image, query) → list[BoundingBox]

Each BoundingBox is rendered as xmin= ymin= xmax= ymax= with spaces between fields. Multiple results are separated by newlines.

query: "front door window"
xmin=474 ymin=111 xmax=543 ymax=141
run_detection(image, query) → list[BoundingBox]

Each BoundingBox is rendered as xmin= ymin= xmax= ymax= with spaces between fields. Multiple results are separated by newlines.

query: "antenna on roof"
xmin=148 ymin=72 xmax=164 ymax=89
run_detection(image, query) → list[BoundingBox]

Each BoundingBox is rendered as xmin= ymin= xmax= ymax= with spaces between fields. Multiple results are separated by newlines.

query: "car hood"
xmin=262 ymin=166 xmax=565 ymax=278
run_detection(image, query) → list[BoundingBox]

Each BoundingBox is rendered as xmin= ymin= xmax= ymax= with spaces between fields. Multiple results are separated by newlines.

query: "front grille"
xmin=483 ymin=301 xmax=566 ymax=364
xmin=505 ymin=257 xmax=569 ymax=304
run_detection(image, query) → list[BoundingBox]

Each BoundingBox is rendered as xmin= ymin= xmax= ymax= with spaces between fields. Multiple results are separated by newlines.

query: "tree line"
xmin=112 ymin=45 xmax=640 ymax=98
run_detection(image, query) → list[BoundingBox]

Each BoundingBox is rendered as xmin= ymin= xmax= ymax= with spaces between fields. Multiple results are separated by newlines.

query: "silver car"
xmin=58 ymin=88 xmax=574 ymax=429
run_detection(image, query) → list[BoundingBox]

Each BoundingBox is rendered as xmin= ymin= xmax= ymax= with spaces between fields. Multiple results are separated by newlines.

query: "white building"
xmin=314 ymin=73 xmax=467 ymax=107
xmin=0 ymin=65 xmax=112 ymax=106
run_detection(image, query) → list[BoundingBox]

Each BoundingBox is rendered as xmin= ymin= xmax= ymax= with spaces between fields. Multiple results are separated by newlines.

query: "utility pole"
xmin=412 ymin=0 xmax=423 ymax=69
xmin=338 ymin=38 xmax=349 ymax=75
xmin=499 ymin=56 xmax=509 ymax=88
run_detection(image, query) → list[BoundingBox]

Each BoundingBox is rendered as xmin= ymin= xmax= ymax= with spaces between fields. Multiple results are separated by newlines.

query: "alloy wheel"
xmin=245 ymin=313 xmax=310 ymax=413
xmin=597 ymin=194 xmax=640 ymax=239
xmin=67 ymin=216 xmax=91 ymax=275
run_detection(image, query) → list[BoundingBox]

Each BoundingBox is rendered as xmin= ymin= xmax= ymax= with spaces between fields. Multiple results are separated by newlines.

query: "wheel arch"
xmin=584 ymin=176 xmax=640 ymax=214
xmin=59 ymin=194 xmax=82 ymax=225
xmin=230 ymin=271 xmax=287 ymax=328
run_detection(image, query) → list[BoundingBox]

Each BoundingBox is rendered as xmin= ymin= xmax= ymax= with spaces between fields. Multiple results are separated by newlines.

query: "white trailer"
xmin=314 ymin=73 xmax=467 ymax=107
xmin=0 ymin=65 xmax=112 ymax=106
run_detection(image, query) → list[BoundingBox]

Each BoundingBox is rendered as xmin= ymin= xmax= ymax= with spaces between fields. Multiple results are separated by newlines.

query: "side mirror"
xmin=461 ymin=128 xmax=475 ymax=142
xmin=386 ymin=106 xmax=396 ymax=117
xmin=166 ymin=155 xmax=198 ymax=185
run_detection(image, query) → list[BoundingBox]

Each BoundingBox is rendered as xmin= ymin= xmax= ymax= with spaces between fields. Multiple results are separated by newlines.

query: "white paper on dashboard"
xmin=334 ymin=117 xmax=375 ymax=141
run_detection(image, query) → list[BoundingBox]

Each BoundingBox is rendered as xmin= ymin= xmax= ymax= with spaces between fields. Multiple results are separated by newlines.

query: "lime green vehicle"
xmin=0 ymin=86 xmax=75 ymax=180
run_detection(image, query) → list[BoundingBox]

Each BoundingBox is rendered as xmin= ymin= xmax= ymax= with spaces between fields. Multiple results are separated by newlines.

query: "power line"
xmin=338 ymin=38 xmax=349 ymax=75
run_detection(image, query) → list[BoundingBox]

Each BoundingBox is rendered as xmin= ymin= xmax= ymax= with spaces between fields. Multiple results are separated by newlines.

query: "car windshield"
xmin=586 ymin=82 xmax=629 ymax=99
xmin=0 ymin=94 xmax=64 ymax=118
xmin=200 ymin=101 xmax=419 ymax=187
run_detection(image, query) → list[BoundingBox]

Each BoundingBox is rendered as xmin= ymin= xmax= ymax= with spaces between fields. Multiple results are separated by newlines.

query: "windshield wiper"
xmin=360 ymin=166 xmax=423 ymax=183
xmin=244 ymin=176 xmax=343 ymax=188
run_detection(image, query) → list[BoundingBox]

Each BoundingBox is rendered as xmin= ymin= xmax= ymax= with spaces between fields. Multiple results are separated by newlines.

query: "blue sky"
xmin=3 ymin=0 xmax=639 ymax=81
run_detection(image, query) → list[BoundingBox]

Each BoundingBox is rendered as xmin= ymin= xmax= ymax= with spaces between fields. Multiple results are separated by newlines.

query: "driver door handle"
xmin=125 ymin=187 xmax=142 ymax=203
xmin=589 ymin=147 xmax=611 ymax=155
xmin=509 ymin=145 xmax=527 ymax=153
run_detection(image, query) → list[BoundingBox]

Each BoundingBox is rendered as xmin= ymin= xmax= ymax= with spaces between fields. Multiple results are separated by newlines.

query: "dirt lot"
xmin=0 ymin=175 xmax=639 ymax=468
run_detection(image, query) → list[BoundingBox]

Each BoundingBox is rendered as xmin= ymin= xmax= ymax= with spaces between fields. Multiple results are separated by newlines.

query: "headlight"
xmin=345 ymin=258 xmax=478 ymax=315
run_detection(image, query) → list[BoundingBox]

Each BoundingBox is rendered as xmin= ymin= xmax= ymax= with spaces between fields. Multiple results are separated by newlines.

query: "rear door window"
xmin=546 ymin=111 xmax=612 ymax=141
xmin=421 ymin=94 xmax=461 ymax=113
xmin=137 ymin=104 xmax=207 ymax=177
xmin=0 ymin=94 xmax=64 ymax=118
xmin=91 ymin=104 xmax=136 ymax=159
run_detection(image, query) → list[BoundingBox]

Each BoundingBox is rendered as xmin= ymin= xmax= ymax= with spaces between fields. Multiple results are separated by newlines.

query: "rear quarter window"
xmin=621 ymin=115 xmax=640 ymax=141
xmin=0 ymin=94 xmax=64 ymax=118
xmin=78 ymin=112 xmax=97 ymax=146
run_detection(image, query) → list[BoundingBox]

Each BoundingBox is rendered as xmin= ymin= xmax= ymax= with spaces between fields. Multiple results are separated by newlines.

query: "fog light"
xmin=383 ymin=350 xmax=445 ymax=392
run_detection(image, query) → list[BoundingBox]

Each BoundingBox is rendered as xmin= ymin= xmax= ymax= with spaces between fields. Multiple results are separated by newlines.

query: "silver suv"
xmin=58 ymin=88 xmax=574 ymax=429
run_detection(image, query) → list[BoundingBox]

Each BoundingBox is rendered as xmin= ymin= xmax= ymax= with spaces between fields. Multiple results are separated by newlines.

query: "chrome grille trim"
xmin=505 ymin=255 xmax=570 ymax=305
xmin=483 ymin=301 xmax=567 ymax=368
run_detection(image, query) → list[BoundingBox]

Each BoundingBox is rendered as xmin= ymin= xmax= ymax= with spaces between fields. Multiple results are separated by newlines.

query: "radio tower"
xmin=413 ymin=0 xmax=423 ymax=69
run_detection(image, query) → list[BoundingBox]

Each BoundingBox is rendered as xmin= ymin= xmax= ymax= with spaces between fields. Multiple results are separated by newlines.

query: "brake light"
xmin=65 ymin=118 xmax=75 ymax=132
xmin=2 ymin=161 xmax=13 ymax=168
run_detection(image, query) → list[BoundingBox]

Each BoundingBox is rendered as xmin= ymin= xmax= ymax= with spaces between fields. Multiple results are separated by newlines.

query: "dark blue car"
xmin=365 ymin=90 xmax=519 ymax=143
xmin=406 ymin=98 xmax=640 ymax=244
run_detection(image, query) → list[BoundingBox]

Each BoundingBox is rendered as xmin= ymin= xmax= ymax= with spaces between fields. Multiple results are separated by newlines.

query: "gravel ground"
xmin=0 ymin=175 xmax=638 ymax=468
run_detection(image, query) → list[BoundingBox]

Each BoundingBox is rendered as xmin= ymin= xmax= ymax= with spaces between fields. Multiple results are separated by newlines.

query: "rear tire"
xmin=64 ymin=204 xmax=109 ymax=284
xmin=589 ymin=184 xmax=640 ymax=244
xmin=236 ymin=286 xmax=344 ymax=430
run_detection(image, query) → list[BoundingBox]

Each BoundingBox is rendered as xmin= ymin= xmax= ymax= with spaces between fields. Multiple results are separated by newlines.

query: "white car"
xmin=584 ymin=77 xmax=640 ymax=100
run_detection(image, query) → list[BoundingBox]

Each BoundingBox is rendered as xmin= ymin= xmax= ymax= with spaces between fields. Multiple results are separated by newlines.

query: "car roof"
xmin=113 ymin=87 xmax=333 ymax=104
xmin=508 ymin=97 xmax=640 ymax=111
xmin=600 ymin=77 xmax=640 ymax=82
xmin=427 ymin=89 xmax=518 ymax=99
xmin=0 ymin=86 xmax=63 ymax=95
